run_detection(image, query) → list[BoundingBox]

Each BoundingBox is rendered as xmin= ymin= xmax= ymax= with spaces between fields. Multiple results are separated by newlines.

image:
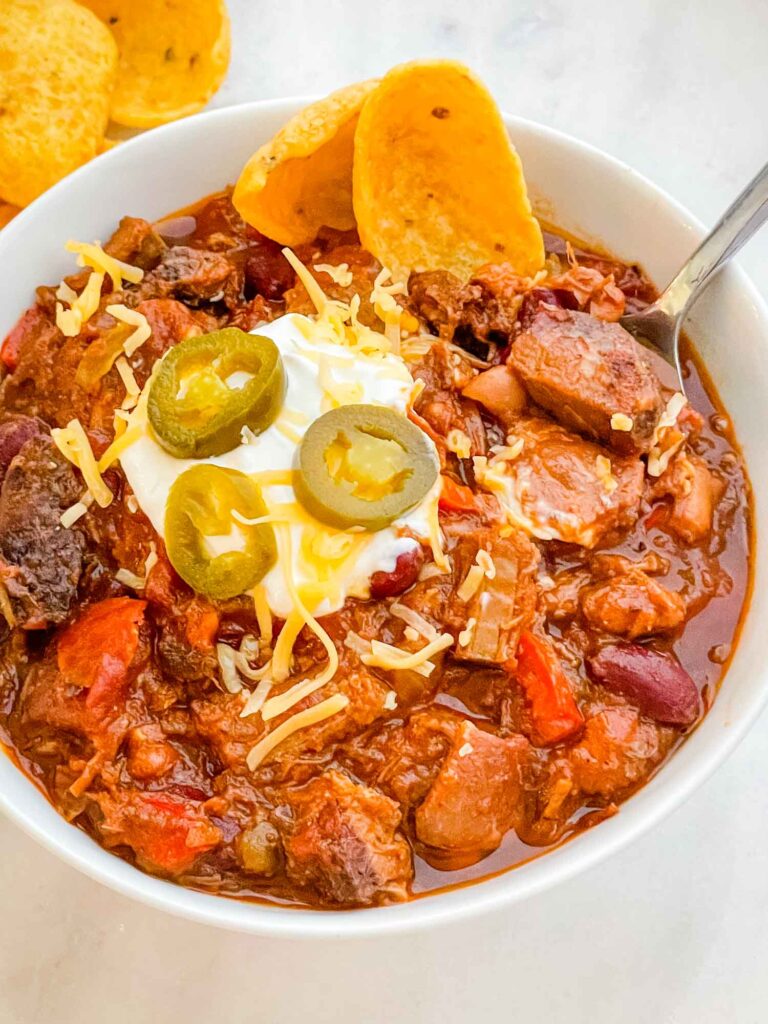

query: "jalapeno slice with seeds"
xmin=295 ymin=404 xmax=438 ymax=531
xmin=165 ymin=465 xmax=276 ymax=600
xmin=148 ymin=328 xmax=285 ymax=458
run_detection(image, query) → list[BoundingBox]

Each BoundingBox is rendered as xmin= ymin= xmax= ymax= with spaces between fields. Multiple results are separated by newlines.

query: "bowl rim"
xmin=0 ymin=96 xmax=766 ymax=939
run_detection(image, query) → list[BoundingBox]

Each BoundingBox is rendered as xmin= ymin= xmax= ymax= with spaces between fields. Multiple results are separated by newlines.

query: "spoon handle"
xmin=656 ymin=160 xmax=768 ymax=320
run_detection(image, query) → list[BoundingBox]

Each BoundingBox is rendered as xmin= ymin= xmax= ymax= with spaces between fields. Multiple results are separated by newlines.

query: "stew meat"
xmin=0 ymin=193 xmax=751 ymax=908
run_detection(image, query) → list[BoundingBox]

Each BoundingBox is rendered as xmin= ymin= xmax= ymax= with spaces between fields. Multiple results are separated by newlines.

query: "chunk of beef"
xmin=649 ymin=451 xmax=725 ymax=544
xmin=477 ymin=417 xmax=644 ymax=548
xmin=190 ymin=692 xmax=265 ymax=769
xmin=90 ymin=790 xmax=221 ymax=876
xmin=125 ymin=723 xmax=180 ymax=781
xmin=580 ymin=569 xmax=686 ymax=639
xmin=0 ymin=414 xmax=47 ymax=486
xmin=0 ymin=436 xmax=83 ymax=628
xmin=280 ymin=769 xmax=412 ymax=905
xmin=135 ymin=298 xmax=212 ymax=364
xmin=566 ymin=704 xmax=672 ymax=799
xmin=415 ymin=721 xmax=532 ymax=868
xmin=445 ymin=528 xmax=539 ymax=666
xmin=0 ymin=306 xmax=88 ymax=425
xmin=408 ymin=264 xmax=527 ymax=353
xmin=510 ymin=308 xmax=663 ymax=454
xmin=411 ymin=342 xmax=488 ymax=456
xmin=104 ymin=216 xmax=166 ymax=271
xmin=136 ymin=246 xmax=240 ymax=308
xmin=340 ymin=709 xmax=460 ymax=810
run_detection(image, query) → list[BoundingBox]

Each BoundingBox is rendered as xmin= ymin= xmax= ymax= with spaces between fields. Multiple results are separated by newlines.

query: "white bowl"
xmin=0 ymin=99 xmax=765 ymax=938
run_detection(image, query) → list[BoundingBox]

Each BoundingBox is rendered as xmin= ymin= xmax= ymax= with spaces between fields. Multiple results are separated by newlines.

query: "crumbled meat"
xmin=478 ymin=417 xmax=644 ymax=547
xmin=510 ymin=309 xmax=664 ymax=454
xmin=415 ymin=721 xmax=532 ymax=868
xmin=0 ymin=436 xmax=84 ymax=628
xmin=280 ymin=769 xmax=412 ymax=906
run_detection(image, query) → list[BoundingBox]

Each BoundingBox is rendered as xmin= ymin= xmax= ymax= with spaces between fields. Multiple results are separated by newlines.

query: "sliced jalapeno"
xmin=165 ymin=465 xmax=276 ymax=600
xmin=148 ymin=328 xmax=285 ymax=458
xmin=295 ymin=404 xmax=438 ymax=531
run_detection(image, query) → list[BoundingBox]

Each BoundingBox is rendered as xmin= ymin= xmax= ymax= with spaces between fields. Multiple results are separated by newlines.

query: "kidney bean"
xmin=369 ymin=547 xmax=425 ymax=600
xmin=244 ymin=232 xmax=295 ymax=300
xmin=0 ymin=415 xmax=46 ymax=487
xmin=586 ymin=643 xmax=700 ymax=726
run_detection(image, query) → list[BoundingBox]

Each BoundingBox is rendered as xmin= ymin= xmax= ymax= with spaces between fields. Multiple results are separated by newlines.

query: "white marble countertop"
xmin=2 ymin=2 xmax=768 ymax=1021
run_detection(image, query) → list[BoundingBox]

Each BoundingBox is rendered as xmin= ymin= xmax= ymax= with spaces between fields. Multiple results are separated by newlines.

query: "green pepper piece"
xmin=165 ymin=465 xmax=276 ymax=600
xmin=148 ymin=328 xmax=285 ymax=458
xmin=295 ymin=404 xmax=438 ymax=531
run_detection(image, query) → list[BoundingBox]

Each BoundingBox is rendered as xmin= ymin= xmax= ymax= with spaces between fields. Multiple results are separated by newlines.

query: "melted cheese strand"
xmin=246 ymin=694 xmax=349 ymax=771
xmin=363 ymin=633 xmax=453 ymax=671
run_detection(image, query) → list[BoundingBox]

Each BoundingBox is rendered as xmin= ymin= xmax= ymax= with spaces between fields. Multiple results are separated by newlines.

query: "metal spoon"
xmin=620 ymin=161 xmax=768 ymax=392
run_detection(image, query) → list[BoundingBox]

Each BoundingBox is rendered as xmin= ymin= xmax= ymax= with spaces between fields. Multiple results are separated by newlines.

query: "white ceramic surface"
xmin=0 ymin=98 xmax=765 ymax=940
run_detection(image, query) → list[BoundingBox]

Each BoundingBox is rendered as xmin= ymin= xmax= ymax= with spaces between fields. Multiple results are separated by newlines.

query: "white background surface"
xmin=2 ymin=1 xmax=768 ymax=1021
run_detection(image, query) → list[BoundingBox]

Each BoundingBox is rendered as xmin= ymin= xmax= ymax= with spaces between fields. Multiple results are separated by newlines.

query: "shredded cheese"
xmin=252 ymin=585 xmax=273 ymax=647
xmin=610 ymin=412 xmax=634 ymax=432
xmin=51 ymin=420 xmax=113 ymax=507
xmin=65 ymin=240 xmax=144 ymax=286
xmin=595 ymin=454 xmax=618 ymax=494
xmin=390 ymin=602 xmax=439 ymax=641
xmin=240 ymin=677 xmax=274 ymax=718
xmin=648 ymin=392 xmax=688 ymax=477
xmin=115 ymin=567 xmax=146 ymax=590
xmin=0 ymin=581 xmax=16 ymax=628
xmin=105 ymin=304 xmax=151 ymax=356
xmin=446 ymin=428 xmax=472 ymax=459
xmin=456 ymin=548 xmax=495 ymax=603
xmin=457 ymin=564 xmax=485 ymax=602
xmin=115 ymin=356 xmax=140 ymax=410
xmin=60 ymin=490 xmax=93 ymax=528
xmin=261 ymin=677 xmax=328 ymax=721
xmin=313 ymin=262 xmax=353 ymax=287
xmin=458 ymin=618 xmax=477 ymax=647
xmin=246 ymin=694 xmax=349 ymax=770
xmin=363 ymin=633 xmax=453 ymax=672
xmin=476 ymin=549 xmax=496 ymax=580
xmin=55 ymin=271 xmax=106 ymax=337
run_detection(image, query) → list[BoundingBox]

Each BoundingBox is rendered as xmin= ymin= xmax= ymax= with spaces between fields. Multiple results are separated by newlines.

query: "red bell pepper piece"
xmin=1 ymin=306 xmax=42 ymax=371
xmin=514 ymin=630 xmax=584 ymax=746
xmin=438 ymin=475 xmax=482 ymax=514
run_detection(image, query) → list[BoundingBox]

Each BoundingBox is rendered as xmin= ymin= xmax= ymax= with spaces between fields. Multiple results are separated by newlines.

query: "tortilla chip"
xmin=353 ymin=60 xmax=545 ymax=282
xmin=233 ymin=80 xmax=378 ymax=247
xmin=0 ymin=0 xmax=118 ymax=207
xmin=80 ymin=0 xmax=231 ymax=128
xmin=0 ymin=204 xmax=21 ymax=229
